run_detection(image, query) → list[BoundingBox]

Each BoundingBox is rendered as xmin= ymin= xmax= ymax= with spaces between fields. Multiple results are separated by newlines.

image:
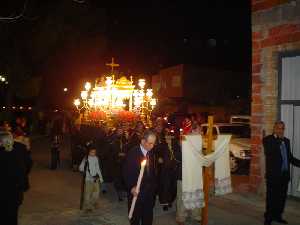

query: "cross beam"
xmin=106 ymin=57 xmax=120 ymax=72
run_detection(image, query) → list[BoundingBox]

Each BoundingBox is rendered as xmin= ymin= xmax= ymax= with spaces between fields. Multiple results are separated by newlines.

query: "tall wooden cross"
xmin=106 ymin=57 xmax=120 ymax=72
xmin=201 ymin=116 xmax=214 ymax=225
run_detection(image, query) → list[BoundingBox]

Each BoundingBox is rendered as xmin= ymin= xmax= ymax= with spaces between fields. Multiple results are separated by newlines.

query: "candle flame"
xmin=141 ymin=159 xmax=147 ymax=167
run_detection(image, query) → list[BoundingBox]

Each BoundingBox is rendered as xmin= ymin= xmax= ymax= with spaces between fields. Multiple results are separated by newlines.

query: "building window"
xmin=172 ymin=75 xmax=181 ymax=87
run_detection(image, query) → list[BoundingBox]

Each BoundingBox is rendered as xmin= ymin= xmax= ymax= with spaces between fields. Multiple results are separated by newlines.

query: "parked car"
xmin=200 ymin=123 xmax=251 ymax=174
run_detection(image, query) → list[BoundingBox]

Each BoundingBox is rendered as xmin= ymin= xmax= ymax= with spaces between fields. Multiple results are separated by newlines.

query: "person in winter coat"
xmin=0 ymin=131 xmax=26 ymax=225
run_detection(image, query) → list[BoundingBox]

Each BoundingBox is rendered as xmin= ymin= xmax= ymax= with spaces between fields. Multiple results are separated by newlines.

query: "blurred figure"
xmin=0 ymin=131 xmax=26 ymax=225
xmin=127 ymin=121 xmax=145 ymax=150
xmin=0 ymin=121 xmax=12 ymax=132
xmin=50 ymin=134 xmax=61 ymax=170
xmin=109 ymin=125 xmax=128 ymax=201
xmin=70 ymin=123 xmax=84 ymax=171
xmin=50 ymin=116 xmax=63 ymax=170
xmin=20 ymin=117 xmax=30 ymax=136
xmin=153 ymin=119 xmax=177 ymax=211
xmin=13 ymin=128 xmax=33 ymax=192
xmin=181 ymin=117 xmax=192 ymax=135
xmin=191 ymin=120 xmax=201 ymax=134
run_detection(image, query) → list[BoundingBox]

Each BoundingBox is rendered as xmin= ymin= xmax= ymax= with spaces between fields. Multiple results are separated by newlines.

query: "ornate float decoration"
xmin=74 ymin=58 xmax=157 ymax=125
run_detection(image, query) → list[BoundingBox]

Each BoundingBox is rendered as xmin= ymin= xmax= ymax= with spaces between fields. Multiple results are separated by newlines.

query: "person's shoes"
xmin=275 ymin=218 xmax=288 ymax=224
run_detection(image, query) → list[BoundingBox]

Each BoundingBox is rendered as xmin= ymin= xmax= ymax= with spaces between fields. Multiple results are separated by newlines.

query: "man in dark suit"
xmin=123 ymin=129 xmax=157 ymax=225
xmin=263 ymin=121 xmax=300 ymax=225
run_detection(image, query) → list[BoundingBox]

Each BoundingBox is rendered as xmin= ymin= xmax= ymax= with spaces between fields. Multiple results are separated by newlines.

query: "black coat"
xmin=0 ymin=147 xmax=26 ymax=207
xmin=153 ymin=135 xmax=177 ymax=205
xmin=263 ymin=134 xmax=300 ymax=181
xmin=173 ymin=137 xmax=182 ymax=180
xmin=123 ymin=146 xmax=157 ymax=201
xmin=107 ymin=134 xmax=128 ymax=191
xmin=13 ymin=142 xmax=33 ymax=191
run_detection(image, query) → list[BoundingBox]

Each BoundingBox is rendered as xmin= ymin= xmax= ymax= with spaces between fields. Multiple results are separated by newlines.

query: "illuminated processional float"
xmin=73 ymin=58 xmax=157 ymax=127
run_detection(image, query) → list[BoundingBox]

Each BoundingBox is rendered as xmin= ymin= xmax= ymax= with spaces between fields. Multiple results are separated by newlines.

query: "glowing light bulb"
xmin=150 ymin=99 xmax=156 ymax=107
xmin=138 ymin=79 xmax=146 ymax=89
xmin=74 ymin=99 xmax=80 ymax=106
xmin=105 ymin=77 xmax=113 ymax=86
xmin=81 ymin=91 xmax=88 ymax=100
xmin=146 ymin=89 xmax=153 ymax=98
xmin=85 ymin=82 xmax=91 ymax=91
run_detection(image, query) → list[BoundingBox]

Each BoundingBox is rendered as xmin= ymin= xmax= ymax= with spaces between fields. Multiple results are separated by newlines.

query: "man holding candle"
xmin=123 ymin=129 xmax=157 ymax=225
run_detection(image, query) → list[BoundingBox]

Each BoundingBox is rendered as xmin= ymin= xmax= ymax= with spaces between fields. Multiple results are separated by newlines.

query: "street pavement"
xmin=19 ymin=136 xmax=300 ymax=225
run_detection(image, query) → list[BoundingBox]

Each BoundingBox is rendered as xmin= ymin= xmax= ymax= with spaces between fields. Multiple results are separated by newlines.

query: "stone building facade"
xmin=250 ymin=0 xmax=300 ymax=195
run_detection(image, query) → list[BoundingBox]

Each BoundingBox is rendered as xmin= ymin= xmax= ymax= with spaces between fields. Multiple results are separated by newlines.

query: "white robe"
xmin=182 ymin=134 xmax=232 ymax=209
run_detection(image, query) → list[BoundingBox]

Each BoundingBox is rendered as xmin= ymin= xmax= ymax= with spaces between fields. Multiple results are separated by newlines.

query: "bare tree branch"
xmin=0 ymin=0 xmax=28 ymax=21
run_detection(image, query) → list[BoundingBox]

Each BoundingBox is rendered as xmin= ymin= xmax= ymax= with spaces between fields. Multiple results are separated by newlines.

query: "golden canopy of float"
xmin=73 ymin=58 xmax=157 ymax=124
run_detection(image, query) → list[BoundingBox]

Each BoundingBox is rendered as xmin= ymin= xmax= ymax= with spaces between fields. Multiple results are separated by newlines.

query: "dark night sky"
xmin=105 ymin=4 xmax=251 ymax=73
xmin=0 ymin=1 xmax=251 ymax=107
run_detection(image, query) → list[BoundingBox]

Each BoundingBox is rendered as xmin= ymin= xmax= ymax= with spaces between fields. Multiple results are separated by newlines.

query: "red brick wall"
xmin=252 ymin=0 xmax=290 ymax=12
xmin=250 ymin=0 xmax=300 ymax=192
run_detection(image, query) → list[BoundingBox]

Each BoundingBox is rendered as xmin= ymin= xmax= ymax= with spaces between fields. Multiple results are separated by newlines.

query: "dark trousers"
xmin=128 ymin=193 xmax=154 ymax=225
xmin=3 ymin=204 xmax=19 ymax=225
xmin=265 ymin=175 xmax=289 ymax=222
xmin=50 ymin=147 xmax=60 ymax=170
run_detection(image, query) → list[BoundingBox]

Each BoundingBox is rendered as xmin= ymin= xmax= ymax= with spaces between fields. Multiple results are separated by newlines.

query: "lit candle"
xmin=128 ymin=159 xmax=147 ymax=219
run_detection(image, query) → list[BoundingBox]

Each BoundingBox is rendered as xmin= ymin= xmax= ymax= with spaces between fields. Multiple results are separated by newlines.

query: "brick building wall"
xmin=250 ymin=0 xmax=300 ymax=192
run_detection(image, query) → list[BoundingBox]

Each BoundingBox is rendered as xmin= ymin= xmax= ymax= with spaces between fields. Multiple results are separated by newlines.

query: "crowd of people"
xmin=1 ymin=111 xmax=298 ymax=225
xmin=70 ymin=119 xmax=174 ymax=201
xmin=69 ymin=115 xmax=204 ymax=225
xmin=71 ymin=116 xmax=300 ymax=225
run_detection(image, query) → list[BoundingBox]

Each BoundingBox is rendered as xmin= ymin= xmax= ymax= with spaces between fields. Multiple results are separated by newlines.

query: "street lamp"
xmin=0 ymin=75 xmax=8 ymax=84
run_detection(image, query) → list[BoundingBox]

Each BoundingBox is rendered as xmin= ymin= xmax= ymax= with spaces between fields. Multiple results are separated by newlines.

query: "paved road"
xmin=19 ymin=136 xmax=300 ymax=225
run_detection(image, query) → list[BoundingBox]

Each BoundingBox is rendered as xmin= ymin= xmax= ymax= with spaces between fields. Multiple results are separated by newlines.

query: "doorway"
xmin=279 ymin=53 xmax=300 ymax=198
